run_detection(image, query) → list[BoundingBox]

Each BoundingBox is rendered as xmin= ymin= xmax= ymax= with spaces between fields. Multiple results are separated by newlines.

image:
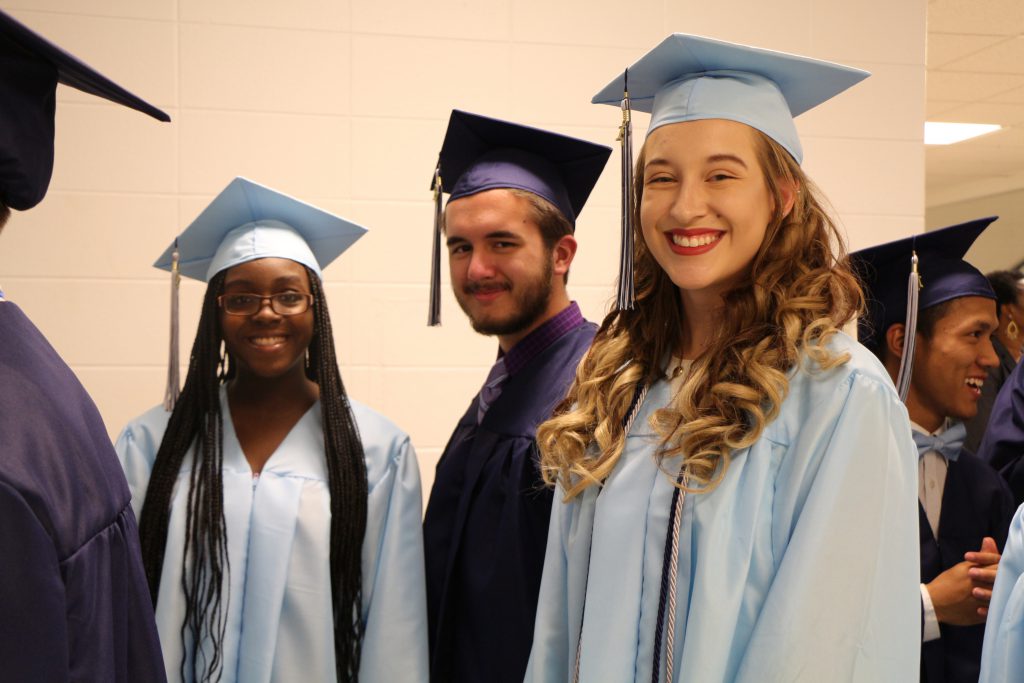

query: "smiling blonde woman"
xmin=526 ymin=35 xmax=921 ymax=683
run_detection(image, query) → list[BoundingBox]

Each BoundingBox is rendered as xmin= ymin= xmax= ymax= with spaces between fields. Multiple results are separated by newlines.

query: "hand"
xmin=927 ymin=561 xmax=988 ymax=626
xmin=964 ymin=536 xmax=1002 ymax=617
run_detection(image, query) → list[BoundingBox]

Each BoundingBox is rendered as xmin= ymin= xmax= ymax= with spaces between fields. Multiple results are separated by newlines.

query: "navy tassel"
xmin=162 ymin=238 xmax=181 ymax=411
xmin=428 ymin=164 xmax=443 ymax=326
xmin=616 ymin=70 xmax=636 ymax=311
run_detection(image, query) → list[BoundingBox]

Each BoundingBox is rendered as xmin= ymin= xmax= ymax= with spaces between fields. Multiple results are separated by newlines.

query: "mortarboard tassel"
xmin=616 ymin=70 xmax=636 ymax=311
xmin=428 ymin=164 xmax=443 ymax=326
xmin=895 ymin=250 xmax=921 ymax=402
xmin=163 ymin=239 xmax=181 ymax=411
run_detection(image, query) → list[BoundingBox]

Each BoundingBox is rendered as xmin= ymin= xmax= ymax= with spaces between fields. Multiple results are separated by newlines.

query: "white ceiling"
xmin=927 ymin=0 xmax=1024 ymax=207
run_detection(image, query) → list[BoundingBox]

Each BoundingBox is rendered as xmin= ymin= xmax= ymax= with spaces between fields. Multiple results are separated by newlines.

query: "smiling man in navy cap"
xmin=853 ymin=218 xmax=1015 ymax=683
xmin=0 ymin=10 xmax=168 ymax=681
xmin=421 ymin=110 xmax=610 ymax=683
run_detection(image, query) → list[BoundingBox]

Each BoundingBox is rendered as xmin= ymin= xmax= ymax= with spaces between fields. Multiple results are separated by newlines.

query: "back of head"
xmin=0 ymin=10 xmax=168 ymax=214
xmin=987 ymin=269 xmax=1024 ymax=315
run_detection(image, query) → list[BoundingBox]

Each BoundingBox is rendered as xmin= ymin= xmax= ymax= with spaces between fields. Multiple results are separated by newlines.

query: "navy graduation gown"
xmin=423 ymin=319 xmax=596 ymax=683
xmin=920 ymin=449 xmax=1014 ymax=683
xmin=979 ymin=360 xmax=1024 ymax=504
xmin=0 ymin=302 xmax=165 ymax=682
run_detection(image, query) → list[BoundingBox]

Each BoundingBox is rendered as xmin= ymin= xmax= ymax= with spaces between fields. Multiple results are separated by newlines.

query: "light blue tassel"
xmin=163 ymin=239 xmax=181 ymax=411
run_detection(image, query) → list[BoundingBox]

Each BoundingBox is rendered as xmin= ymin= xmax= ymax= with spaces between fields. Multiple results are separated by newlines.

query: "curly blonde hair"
xmin=538 ymin=129 xmax=864 ymax=500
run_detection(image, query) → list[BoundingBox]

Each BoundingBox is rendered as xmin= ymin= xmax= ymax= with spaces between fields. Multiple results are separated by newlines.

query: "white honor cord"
xmin=663 ymin=467 xmax=689 ymax=682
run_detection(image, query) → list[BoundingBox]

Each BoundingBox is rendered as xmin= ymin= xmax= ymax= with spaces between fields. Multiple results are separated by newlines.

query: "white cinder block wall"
xmin=0 ymin=0 xmax=927 ymax=497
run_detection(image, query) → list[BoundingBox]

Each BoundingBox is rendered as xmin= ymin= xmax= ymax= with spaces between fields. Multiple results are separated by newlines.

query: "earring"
xmin=1009 ymin=318 xmax=1020 ymax=341
xmin=217 ymin=342 xmax=229 ymax=380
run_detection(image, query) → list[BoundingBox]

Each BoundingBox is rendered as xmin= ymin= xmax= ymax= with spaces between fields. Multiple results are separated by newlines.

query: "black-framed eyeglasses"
xmin=217 ymin=292 xmax=314 ymax=316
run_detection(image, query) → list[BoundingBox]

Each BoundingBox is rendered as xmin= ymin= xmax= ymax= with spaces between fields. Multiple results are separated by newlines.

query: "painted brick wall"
xmin=0 ymin=0 xmax=926 ymax=497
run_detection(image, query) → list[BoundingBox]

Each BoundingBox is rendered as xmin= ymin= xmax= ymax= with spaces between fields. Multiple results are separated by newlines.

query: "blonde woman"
xmin=526 ymin=35 xmax=920 ymax=682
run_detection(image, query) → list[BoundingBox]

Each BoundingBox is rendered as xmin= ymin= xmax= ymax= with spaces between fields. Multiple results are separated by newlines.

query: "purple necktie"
xmin=477 ymin=357 xmax=508 ymax=424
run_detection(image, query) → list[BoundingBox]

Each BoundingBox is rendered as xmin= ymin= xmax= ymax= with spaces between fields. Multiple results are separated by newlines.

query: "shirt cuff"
xmin=921 ymin=583 xmax=941 ymax=642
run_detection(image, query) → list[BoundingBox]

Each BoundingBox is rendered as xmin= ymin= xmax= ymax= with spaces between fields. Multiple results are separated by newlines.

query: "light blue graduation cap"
xmin=154 ymin=177 xmax=366 ymax=282
xmin=154 ymin=177 xmax=367 ymax=408
xmin=592 ymin=34 xmax=870 ymax=309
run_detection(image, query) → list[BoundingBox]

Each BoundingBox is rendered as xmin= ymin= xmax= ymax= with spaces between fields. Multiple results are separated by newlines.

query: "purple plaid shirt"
xmin=500 ymin=301 xmax=586 ymax=377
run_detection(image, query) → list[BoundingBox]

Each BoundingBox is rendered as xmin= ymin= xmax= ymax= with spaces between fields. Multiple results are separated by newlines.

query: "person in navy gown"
xmin=852 ymin=218 xmax=1015 ymax=682
xmin=0 ymin=10 xmax=168 ymax=682
xmin=964 ymin=270 xmax=1023 ymax=454
xmin=421 ymin=110 xmax=610 ymax=683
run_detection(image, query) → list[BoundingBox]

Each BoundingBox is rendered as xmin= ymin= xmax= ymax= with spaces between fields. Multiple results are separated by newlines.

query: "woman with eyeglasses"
xmin=115 ymin=178 xmax=428 ymax=683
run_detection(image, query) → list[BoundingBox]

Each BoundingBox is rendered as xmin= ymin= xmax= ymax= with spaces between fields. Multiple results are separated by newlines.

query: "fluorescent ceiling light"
xmin=925 ymin=122 xmax=1001 ymax=145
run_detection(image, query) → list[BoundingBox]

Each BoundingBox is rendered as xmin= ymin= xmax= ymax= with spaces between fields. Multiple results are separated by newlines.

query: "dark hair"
xmin=987 ymin=270 xmax=1024 ymax=316
xmin=916 ymin=299 xmax=956 ymax=340
xmin=442 ymin=188 xmax=575 ymax=285
xmin=507 ymin=189 xmax=573 ymax=284
xmin=137 ymin=267 xmax=368 ymax=682
xmin=0 ymin=200 xmax=10 ymax=232
xmin=868 ymin=297 xmax=974 ymax=364
xmin=506 ymin=188 xmax=574 ymax=249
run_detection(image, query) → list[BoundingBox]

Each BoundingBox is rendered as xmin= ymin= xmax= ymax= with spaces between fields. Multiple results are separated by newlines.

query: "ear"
xmin=778 ymin=178 xmax=799 ymax=219
xmin=885 ymin=323 xmax=906 ymax=360
xmin=551 ymin=234 xmax=578 ymax=279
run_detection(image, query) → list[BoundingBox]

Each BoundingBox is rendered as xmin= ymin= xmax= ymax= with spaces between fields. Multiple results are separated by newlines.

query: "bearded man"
xmin=422 ymin=110 xmax=609 ymax=683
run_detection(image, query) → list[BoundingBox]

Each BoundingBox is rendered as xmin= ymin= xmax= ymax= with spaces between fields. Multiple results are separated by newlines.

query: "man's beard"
xmin=456 ymin=256 xmax=553 ymax=337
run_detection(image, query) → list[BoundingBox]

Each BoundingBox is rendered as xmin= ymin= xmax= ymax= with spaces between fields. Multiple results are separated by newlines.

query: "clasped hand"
xmin=926 ymin=536 xmax=1001 ymax=626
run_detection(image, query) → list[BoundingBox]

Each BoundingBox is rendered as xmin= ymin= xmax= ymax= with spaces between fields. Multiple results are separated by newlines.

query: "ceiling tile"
xmin=927 ymin=0 xmax=1024 ymax=36
xmin=930 ymin=101 xmax=1024 ymax=126
xmin=927 ymin=32 xmax=1007 ymax=68
xmin=927 ymin=71 xmax=1024 ymax=102
xmin=969 ymin=126 xmax=1024 ymax=147
xmin=927 ymin=138 xmax=1024 ymax=173
xmin=926 ymin=100 xmax=964 ymax=117
xmin=940 ymin=36 xmax=1024 ymax=75
xmin=989 ymin=84 xmax=1024 ymax=104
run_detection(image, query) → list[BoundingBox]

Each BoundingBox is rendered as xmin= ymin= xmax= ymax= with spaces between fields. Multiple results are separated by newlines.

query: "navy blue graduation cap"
xmin=592 ymin=34 xmax=869 ymax=310
xmin=0 ymin=9 xmax=169 ymax=211
xmin=427 ymin=109 xmax=611 ymax=325
xmin=851 ymin=217 xmax=998 ymax=401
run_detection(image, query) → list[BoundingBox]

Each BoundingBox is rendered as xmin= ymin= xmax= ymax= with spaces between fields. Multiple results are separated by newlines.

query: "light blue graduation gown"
xmin=526 ymin=333 xmax=920 ymax=682
xmin=980 ymin=503 xmax=1024 ymax=682
xmin=115 ymin=391 xmax=428 ymax=683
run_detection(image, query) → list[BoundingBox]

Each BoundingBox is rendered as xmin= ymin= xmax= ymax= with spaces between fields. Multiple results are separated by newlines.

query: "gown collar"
xmin=218 ymin=386 xmax=323 ymax=478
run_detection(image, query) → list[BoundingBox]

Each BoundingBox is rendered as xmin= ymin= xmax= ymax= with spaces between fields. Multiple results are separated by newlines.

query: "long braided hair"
xmin=137 ymin=265 xmax=369 ymax=682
